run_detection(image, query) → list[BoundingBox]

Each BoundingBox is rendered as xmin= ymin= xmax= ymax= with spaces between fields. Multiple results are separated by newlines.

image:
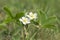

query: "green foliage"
xmin=0 ymin=0 xmax=60 ymax=40
xmin=15 ymin=12 xmax=24 ymax=19
xmin=3 ymin=17 xmax=13 ymax=24
xmin=4 ymin=7 xmax=14 ymax=19
xmin=38 ymin=10 xmax=47 ymax=25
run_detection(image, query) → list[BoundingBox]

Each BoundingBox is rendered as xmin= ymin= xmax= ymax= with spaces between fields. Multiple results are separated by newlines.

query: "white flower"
xmin=19 ymin=17 xmax=30 ymax=25
xmin=26 ymin=12 xmax=37 ymax=20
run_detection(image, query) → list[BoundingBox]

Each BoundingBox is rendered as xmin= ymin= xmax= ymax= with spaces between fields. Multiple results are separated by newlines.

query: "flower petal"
xmin=19 ymin=19 xmax=22 ymax=22
xmin=27 ymin=21 xmax=30 ymax=24
xmin=29 ymin=12 xmax=33 ymax=15
xmin=23 ymin=22 xmax=26 ymax=25
xmin=22 ymin=17 xmax=26 ymax=20
xmin=34 ymin=13 xmax=37 ymax=16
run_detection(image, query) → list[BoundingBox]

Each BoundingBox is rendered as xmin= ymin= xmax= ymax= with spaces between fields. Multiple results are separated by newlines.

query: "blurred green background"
xmin=0 ymin=0 xmax=60 ymax=20
xmin=0 ymin=0 xmax=60 ymax=40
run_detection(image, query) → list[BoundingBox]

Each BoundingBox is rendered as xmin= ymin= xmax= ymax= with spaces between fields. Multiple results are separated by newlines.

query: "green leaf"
xmin=4 ymin=7 xmax=13 ymax=18
xmin=42 ymin=15 xmax=57 ymax=28
xmin=0 ymin=26 xmax=7 ymax=30
xmin=14 ymin=12 xmax=24 ymax=27
xmin=38 ymin=10 xmax=47 ymax=25
xmin=43 ymin=24 xmax=55 ymax=29
xmin=31 ymin=20 xmax=39 ymax=25
xmin=3 ymin=17 xmax=13 ymax=24
xmin=15 ymin=12 xmax=24 ymax=19
xmin=44 ymin=16 xmax=57 ymax=25
xmin=0 ymin=23 xmax=7 ymax=30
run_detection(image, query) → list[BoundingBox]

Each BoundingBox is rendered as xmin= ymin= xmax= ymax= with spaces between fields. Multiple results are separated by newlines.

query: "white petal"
xmin=22 ymin=17 xmax=25 ymax=20
xmin=34 ymin=13 xmax=37 ymax=18
xmin=26 ymin=15 xmax=30 ymax=18
xmin=27 ymin=21 xmax=30 ymax=24
xmin=25 ymin=18 xmax=28 ymax=20
xmin=34 ymin=13 xmax=37 ymax=16
xmin=29 ymin=12 xmax=33 ymax=15
xmin=23 ymin=22 xmax=26 ymax=25
xmin=19 ymin=19 xmax=22 ymax=22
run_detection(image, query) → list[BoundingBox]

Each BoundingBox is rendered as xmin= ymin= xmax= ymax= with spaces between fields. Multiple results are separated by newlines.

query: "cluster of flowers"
xmin=19 ymin=12 xmax=37 ymax=25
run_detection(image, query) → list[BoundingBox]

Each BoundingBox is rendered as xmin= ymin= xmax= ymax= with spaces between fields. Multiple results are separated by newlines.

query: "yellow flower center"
xmin=30 ymin=14 xmax=34 ymax=18
xmin=23 ymin=19 xmax=27 ymax=23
